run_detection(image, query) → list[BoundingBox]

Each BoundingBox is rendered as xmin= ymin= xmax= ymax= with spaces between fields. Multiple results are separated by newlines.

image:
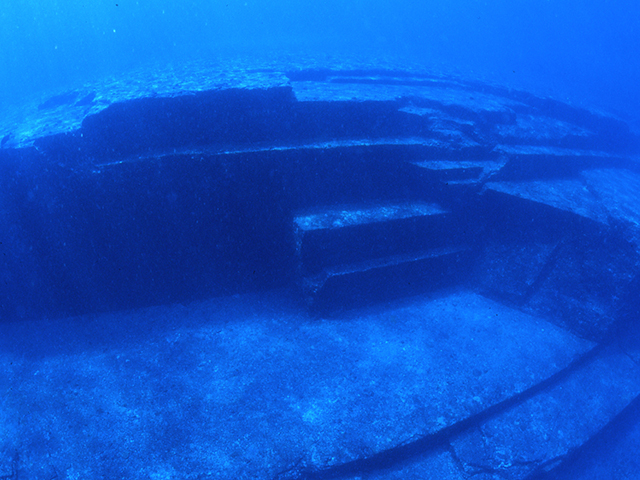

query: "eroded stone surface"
xmin=484 ymin=179 xmax=609 ymax=225
xmin=451 ymin=344 xmax=640 ymax=480
xmin=582 ymin=168 xmax=640 ymax=249
xmin=527 ymin=236 xmax=639 ymax=340
xmin=341 ymin=447 xmax=466 ymax=480
xmin=473 ymin=242 xmax=557 ymax=303
xmin=0 ymin=290 xmax=591 ymax=479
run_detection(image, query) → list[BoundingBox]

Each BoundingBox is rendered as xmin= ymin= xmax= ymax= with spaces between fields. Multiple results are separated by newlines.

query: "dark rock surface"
xmin=1 ymin=58 xmax=640 ymax=478
xmin=451 ymin=344 xmax=640 ymax=479
xmin=0 ymin=291 xmax=596 ymax=480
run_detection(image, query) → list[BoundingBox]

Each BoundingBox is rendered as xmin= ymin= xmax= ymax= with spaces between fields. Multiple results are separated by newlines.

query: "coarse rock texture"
xmin=1 ymin=58 xmax=640 ymax=478
xmin=0 ymin=290 xmax=599 ymax=479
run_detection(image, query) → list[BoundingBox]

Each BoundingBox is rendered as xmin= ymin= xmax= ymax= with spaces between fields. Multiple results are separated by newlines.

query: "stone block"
xmin=294 ymin=202 xmax=456 ymax=276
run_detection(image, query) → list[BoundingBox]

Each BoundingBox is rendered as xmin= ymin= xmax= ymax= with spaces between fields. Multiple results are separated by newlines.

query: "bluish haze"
xmin=1 ymin=0 xmax=639 ymax=118
xmin=2 ymin=2 xmax=640 ymax=477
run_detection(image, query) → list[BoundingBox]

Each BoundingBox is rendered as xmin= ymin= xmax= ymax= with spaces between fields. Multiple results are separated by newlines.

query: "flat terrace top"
xmin=2 ymin=57 xmax=640 ymax=480
xmin=294 ymin=202 xmax=446 ymax=231
xmin=0 ymin=289 xmax=595 ymax=479
xmin=0 ymin=54 xmax=630 ymax=152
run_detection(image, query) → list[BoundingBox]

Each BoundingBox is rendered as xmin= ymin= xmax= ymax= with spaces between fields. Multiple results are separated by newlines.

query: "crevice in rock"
xmin=526 ymin=391 xmax=640 ymax=480
xmin=287 ymin=344 xmax=605 ymax=480
xmin=523 ymin=453 xmax=571 ymax=480
xmin=520 ymin=239 xmax=566 ymax=306
xmin=446 ymin=440 xmax=468 ymax=475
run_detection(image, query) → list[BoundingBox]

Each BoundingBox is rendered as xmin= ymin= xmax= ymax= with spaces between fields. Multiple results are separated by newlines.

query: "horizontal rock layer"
xmin=0 ymin=61 xmax=639 ymax=479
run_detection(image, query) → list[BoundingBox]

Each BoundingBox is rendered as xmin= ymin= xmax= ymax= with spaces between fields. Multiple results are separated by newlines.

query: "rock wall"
xmin=0 ymin=65 xmax=639 ymax=341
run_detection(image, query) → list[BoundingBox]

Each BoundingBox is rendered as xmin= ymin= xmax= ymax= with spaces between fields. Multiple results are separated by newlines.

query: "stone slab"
xmin=473 ymin=241 xmax=558 ymax=304
xmin=451 ymin=344 xmax=640 ymax=480
xmin=0 ymin=290 xmax=592 ymax=480
xmin=582 ymin=168 xmax=640 ymax=249
xmin=484 ymin=179 xmax=609 ymax=225
xmin=303 ymin=247 xmax=473 ymax=311
xmin=291 ymin=80 xmax=522 ymax=117
xmin=294 ymin=202 xmax=454 ymax=275
xmin=294 ymin=202 xmax=446 ymax=232
xmin=0 ymin=58 xmax=292 ymax=149
xmin=494 ymin=114 xmax=591 ymax=142
xmin=409 ymin=159 xmax=507 ymax=192
xmin=411 ymin=160 xmax=484 ymax=181
xmin=526 ymin=235 xmax=639 ymax=340
xmin=495 ymin=145 xmax=614 ymax=157
xmin=493 ymin=145 xmax=624 ymax=181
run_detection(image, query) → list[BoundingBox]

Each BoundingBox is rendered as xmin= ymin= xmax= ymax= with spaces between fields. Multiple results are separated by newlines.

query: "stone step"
xmin=409 ymin=158 xmax=504 ymax=184
xmin=492 ymin=145 xmax=627 ymax=181
xmin=302 ymin=246 xmax=474 ymax=312
xmin=294 ymin=202 xmax=463 ymax=276
xmin=482 ymin=178 xmax=609 ymax=227
xmin=406 ymin=158 xmax=507 ymax=201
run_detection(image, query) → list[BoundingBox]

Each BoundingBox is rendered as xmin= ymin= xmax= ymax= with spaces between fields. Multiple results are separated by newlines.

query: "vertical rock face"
xmin=0 ymin=61 xmax=638 ymax=340
xmin=0 ymin=60 xmax=640 ymax=480
xmin=293 ymin=202 xmax=473 ymax=311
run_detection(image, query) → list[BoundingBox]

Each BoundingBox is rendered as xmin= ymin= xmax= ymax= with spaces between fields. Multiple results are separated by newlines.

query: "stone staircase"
xmin=281 ymin=141 xmax=640 ymax=477
xmin=293 ymin=201 xmax=473 ymax=311
xmin=288 ymin=144 xmax=507 ymax=314
xmin=1 ymin=61 xmax=640 ymax=479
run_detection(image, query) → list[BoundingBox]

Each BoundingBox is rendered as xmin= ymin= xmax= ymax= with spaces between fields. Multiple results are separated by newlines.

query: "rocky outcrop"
xmin=0 ymin=60 xmax=639 ymax=479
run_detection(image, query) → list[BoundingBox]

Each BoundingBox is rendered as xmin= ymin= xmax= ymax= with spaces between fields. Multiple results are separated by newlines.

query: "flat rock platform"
xmin=1 ymin=289 xmax=637 ymax=480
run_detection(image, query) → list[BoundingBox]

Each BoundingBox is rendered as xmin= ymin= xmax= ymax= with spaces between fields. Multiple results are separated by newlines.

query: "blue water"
xmin=1 ymin=0 xmax=639 ymax=120
xmin=2 ymin=2 xmax=640 ymax=479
